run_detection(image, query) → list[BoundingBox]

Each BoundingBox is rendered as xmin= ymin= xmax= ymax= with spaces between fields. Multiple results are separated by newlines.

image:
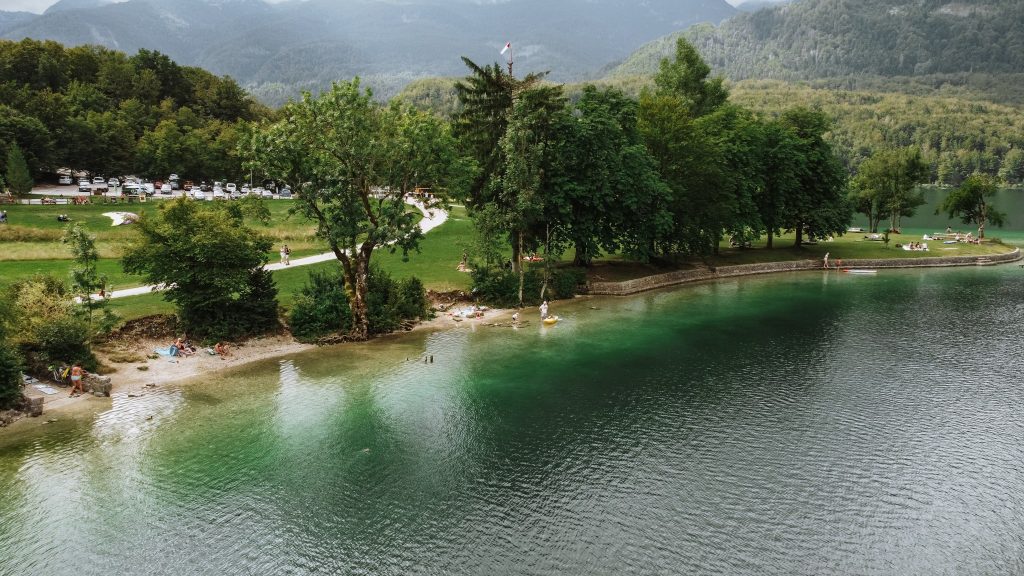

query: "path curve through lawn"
xmin=98 ymin=199 xmax=448 ymax=300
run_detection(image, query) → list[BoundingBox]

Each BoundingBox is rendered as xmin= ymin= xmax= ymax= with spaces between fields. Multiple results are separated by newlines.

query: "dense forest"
xmin=0 ymin=38 xmax=267 ymax=180
xmin=397 ymin=76 xmax=1024 ymax=186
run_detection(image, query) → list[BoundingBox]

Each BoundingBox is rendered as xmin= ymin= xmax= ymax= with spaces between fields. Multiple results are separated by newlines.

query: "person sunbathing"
xmin=175 ymin=338 xmax=194 ymax=356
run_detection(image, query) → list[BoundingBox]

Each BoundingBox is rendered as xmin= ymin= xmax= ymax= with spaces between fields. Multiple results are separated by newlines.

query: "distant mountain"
xmin=0 ymin=11 xmax=35 ymax=34
xmin=43 ymin=0 xmax=121 ymax=14
xmin=607 ymin=0 xmax=1024 ymax=81
xmin=734 ymin=0 xmax=790 ymax=13
xmin=1 ymin=0 xmax=736 ymax=103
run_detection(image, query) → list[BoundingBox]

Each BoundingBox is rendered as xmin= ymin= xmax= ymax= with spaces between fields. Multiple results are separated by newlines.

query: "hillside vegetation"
xmin=1 ymin=0 xmax=736 ymax=106
xmin=398 ymin=75 xmax=1024 ymax=186
xmin=609 ymin=0 xmax=1024 ymax=79
xmin=605 ymin=0 xmax=1024 ymax=106
xmin=0 ymin=38 xmax=266 ymax=180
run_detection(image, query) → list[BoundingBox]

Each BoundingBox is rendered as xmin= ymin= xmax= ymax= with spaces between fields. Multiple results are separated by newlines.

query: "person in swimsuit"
xmin=69 ymin=363 xmax=85 ymax=396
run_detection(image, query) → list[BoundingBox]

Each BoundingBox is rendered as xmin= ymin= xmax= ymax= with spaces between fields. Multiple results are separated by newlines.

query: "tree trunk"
xmin=517 ymin=231 xmax=525 ymax=307
xmin=794 ymin=221 xmax=804 ymax=247
xmin=766 ymin=230 xmax=774 ymax=249
xmin=511 ymin=230 xmax=522 ymax=275
xmin=349 ymin=255 xmax=370 ymax=341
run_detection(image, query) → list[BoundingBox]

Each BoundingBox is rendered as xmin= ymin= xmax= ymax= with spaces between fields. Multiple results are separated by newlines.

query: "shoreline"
xmin=5 ymin=251 xmax=1021 ymax=434
xmin=6 ymin=307 xmax=513 ymax=433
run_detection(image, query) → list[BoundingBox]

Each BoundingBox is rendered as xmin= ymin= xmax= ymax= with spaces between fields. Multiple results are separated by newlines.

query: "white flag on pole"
xmin=500 ymin=42 xmax=511 ymax=55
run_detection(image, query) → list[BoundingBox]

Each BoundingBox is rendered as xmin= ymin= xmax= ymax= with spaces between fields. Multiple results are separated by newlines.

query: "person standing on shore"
xmin=540 ymin=300 xmax=549 ymax=319
xmin=823 ymin=252 xmax=830 ymax=269
xmin=69 ymin=363 xmax=85 ymax=396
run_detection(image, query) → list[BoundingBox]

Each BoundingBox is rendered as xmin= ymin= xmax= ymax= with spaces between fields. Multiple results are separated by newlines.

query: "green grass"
xmin=3 ymin=200 xmax=1018 ymax=322
xmin=709 ymin=228 xmax=1011 ymax=266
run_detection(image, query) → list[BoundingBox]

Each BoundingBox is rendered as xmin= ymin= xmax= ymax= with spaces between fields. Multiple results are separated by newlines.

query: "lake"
xmin=2 ymin=264 xmax=1023 ymax=575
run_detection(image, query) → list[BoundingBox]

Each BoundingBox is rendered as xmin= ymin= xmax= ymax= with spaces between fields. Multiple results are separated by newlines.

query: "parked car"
xmin=260 ymin=188 xmax=273 ymax=198
xmin=169 ymin=173 xmax=179 ymax=182
xmin=123 ymin=181 xmax=140 ymax=195
xmin=59 ymin=175 xmax=73 ymax=185
xmin=170 ymin=180 xmax=180 ymax=190
xmin=240 ymin=185 xmax=251 ymax=195
xmin=278 ymin=188 xmax=293 ymax=199
xmin=212 ymin=186 xmax=225 ymax=200
xmin=108 ymin=178 xmax=120 ymax=188
xmin=192 ymin=189 xmax=206 ymax=201
xmin=183 ymin=180 xmax=194 ymax=191
xmin=161 ymin=183 xmax=172 ymax=194
xmin=142 ymin=183 xmax=156 ymax=196
xmin=78 ymin=181 xmax=91 ymax=193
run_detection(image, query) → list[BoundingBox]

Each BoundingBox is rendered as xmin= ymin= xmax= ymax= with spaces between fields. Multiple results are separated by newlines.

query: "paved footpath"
xmin=97 ymin=199 xmax=448 ymax=300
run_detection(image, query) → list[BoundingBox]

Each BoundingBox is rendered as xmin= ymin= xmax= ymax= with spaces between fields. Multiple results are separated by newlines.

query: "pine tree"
xmin=5 ymin=144 xmax=34 ymax=197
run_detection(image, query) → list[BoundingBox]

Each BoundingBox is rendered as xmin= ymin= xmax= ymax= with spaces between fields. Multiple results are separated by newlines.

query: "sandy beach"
xmin=10 ymin=306 xmax=515 ymax=431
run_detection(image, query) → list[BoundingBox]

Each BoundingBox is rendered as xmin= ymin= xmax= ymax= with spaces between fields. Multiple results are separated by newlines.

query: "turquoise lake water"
xmin=2 ymin=263 xmax=1023 ymax=575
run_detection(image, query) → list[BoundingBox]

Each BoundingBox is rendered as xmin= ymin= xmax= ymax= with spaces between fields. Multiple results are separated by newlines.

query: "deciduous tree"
xmin=122 ymin=199 xmax=279 ymax=340
xmin=939 ymin=174 xmax=1006 ymax=239
xmin=246 ymin=80 xmax=465 ymax=340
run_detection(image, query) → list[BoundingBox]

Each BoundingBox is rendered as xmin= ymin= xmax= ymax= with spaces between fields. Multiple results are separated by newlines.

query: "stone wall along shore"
xmin=587 ymin=248 xmax=1022 ymax=296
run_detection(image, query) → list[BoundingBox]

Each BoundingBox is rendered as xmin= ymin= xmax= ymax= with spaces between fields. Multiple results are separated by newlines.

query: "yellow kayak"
xmin=542 ymin=316 xmax=559 ymax=325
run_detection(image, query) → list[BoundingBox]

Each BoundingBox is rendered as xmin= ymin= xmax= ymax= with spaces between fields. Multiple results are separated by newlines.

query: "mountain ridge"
xmin=1 ymin=0 xmax=736 ymax=104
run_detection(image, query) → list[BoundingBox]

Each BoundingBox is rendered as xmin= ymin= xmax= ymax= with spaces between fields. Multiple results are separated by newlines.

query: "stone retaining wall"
xmin=587 ymin=248 xmax=1021 ymax=296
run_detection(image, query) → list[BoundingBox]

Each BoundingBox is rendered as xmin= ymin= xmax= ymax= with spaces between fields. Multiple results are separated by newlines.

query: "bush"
xmin=470 ymin=265 xmax=586 ymax=306
xmin=5 ymin=275 xmax=97 ymax=373
xmin=0 ymin=345 xmax=23 ymax=410
xmin=289 ymin=270 xmax=352 ymax=342
xmin=35 ymin=315 xmax=96 ymax=371
xmin=288 ymin=265 xmax=427 ymax=342
xmin=548 ymin=268 xmax=587 ymax=300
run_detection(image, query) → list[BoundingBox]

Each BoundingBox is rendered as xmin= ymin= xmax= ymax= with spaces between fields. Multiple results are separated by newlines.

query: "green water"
xmin=2 ymin=265 xmax=1024 ymax=575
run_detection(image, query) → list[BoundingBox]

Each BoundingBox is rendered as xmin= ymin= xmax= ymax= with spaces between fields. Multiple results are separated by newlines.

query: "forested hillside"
xmin=605 ymin=0 xmax=1024 ymax=105
xmin=1 ymin=0 xmax=736 ymax=105
xmin=0 ymin=38 xmax=266 ymax=180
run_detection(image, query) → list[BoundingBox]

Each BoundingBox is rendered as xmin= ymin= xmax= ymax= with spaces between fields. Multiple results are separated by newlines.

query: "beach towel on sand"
xmin=154 ymin=346 xmax=179 ymax=357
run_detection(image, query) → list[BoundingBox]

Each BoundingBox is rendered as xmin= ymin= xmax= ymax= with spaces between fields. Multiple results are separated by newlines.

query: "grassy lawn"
xmin=3 ymin=199 xmax=1018 ymax=322
xmin=709 ymin=228 xmax=1013 ymax=266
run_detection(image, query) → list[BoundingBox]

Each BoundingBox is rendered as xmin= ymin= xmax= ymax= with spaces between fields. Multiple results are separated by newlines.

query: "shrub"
xmin=548 ymin=268 xmax=587 ymax=299
xmin=289 ymin=265 xmax=427 ymax=341
xmin=0 ymin=345 xmax=23 ymax=410
xmin=470 ymin=266 xmax=585 ymax=306
xmin=289 ymin=270 xmax=352 ymax=342
xmin=5 ymin=275 xmax=97 ymax=373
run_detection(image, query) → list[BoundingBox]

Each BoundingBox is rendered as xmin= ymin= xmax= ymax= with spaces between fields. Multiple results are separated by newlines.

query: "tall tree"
xmin=246 ymin=80 xmax=465 ymax=340
xmin=777 ymin=108 xmax=851 ymax=247
xmin=639 ymin=37 xmax=734 ymax=258
xmin=854 ymin=148 xmax=929 ymax=233
xmin=5 ymin=143 xmax=33 ymax=196
xmin=546 ymin=86 xmax=671 ymax=266
xmin=653 ymin=38 xmax=729 ymax=119
xmin=452 ymin=58 xmax=546 ymax=207
xmin=939 ymin=174 xmax=1006 ymax=239
xmin=63 ymin=223 xmax=117 ymax=336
